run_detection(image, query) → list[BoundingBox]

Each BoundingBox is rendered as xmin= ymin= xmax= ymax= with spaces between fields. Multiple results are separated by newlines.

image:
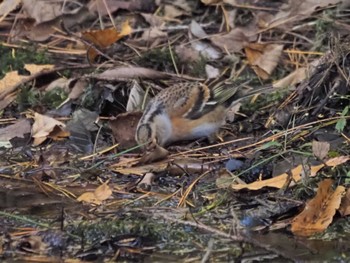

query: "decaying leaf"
xmin=232 ymin=156 xmax=350 ymax=190
xmin=0 ymin=0 xmax=21 ymax=21
xmin=94 ymin=67 xmax=172 ymax=80
xmin=126 ymin=81 xmax=148 ymax=112
xmin=339 ymin=188 xmax=350 ymax=216
xmin=32 ymin=112 xmax=70 ymax=146
xmin=312 ymin=140 xmax=330 ymax=160
xmin=0 ymin=64 xmax=54 ymax=109
xmin=245 ymin=43 xmax=283 ymax=80
xmin=139 ymin=143 xmax=169 ymax=164
xmin=0 ymin=119 xmax=31 ymax=148
xmin=22 ymin=0 xmax=61 ymax=23
xmin=82 ymin=21 xmax=132 ymax=61
xmin=211 ymin=28 xmax=249 ymax=53
xmin=191 ymin=41 xmax=222 ymax=60
xmin=109 ymin=111 xmax=143 ymax=149
xmin=77 ymin=182 xmax=112 ymax=205
xmin=273 ymin=67 xmax=307 ymax=88
xmin=291 ymin=179 xmax=345 ymax=237
xmin=190 ymin=20 xmax=208 ymax=39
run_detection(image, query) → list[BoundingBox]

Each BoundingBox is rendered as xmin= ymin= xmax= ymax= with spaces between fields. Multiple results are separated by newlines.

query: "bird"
xmin=135 ymin=81 xmax=273 ymax=148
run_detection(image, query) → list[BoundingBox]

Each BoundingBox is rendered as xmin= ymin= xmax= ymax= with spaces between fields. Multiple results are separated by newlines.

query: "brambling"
xmin=135 ymin=82 xmax=272 ymax=148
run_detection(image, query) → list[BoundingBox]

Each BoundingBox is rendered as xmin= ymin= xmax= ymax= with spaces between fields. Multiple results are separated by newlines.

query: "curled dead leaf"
xmin=32 ymin=112 xmax=69 ymax=146
xmin=77 ymin=182 xmax=112 ymax=205
xmin=291 ymin=179 xmax=345 ymax=237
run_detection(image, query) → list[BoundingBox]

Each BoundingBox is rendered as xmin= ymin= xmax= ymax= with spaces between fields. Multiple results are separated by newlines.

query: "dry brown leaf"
xmin=139 ymin=27 xmax=167 ymax=47
xmin=22 ymin=0 xmax=61 ymax=23
xmin=140 ymin=13 xmax=164 ymax=27
xmin=0 ymin=64 xmax=54 ymax=105
xmin=77 ymin=192 xmax=101 ymax=205
xmin=312 ymin=140 xmax=330 ymax=160
xmin=261 ymin=0 xmax=343 ymax=29
xmin=88 ymin=0 xmax=155 ymax=15
xmin=23 ymin=7 xmax=92 ymax=42
xmin=77 ymin=182 xmax=112 ymax=205
xmin=126 ymin=81 xmax=148 ymax=112
xmin=164 ymin=5 xmax=185 ymax=18
xmin=32 ymin=112 xmax=70 ymax=146
xmin=273 ymin=67 xmax=307 ymax=88
xmin=0 ymin=0 xmax=21 ymax=21
xmin=232 ymin=156 xmax=350 ymax=190
xmin=139 ymin=144 xmax=169 ymax=164
xmin=0 ymin=119 xmax=31 ymax=147
xmin=339 ymin=188 xmax=350 ymax=216
xmin=175 ymin=45 xmax=200 ymax=63
xmin=109 ymin=111 xmax=143 ymax=149
xmin=211 ymin=28 xmax=249 ymax=53
xmin=291 ymin=179 xmax=345 ymax=237
xmin=191 ymin=41 xmax=222 ymax=60
xmin=324 ymin=156 xmax=350 ymax=167
xmin=245 ymin=43 xmax=283 ymax=80
xmin=94 ymin=182 xmax=113 ymax=201
xmin=190 ymin=20 xmax=208 ymax=39
xmin=82 ymin=21 xmax=132 ymax=62
xmin=205 ymin=64 xmax=220 ymax=79
xmin=94 ymin=67 xmax=171 ymax=80
xmin=68 ymin=79 xmax=88 ymax=100
xmin=232 ymin=164 xmax=303 ymax=190
xmin=45 ymin=78 xmax=69 ymax=92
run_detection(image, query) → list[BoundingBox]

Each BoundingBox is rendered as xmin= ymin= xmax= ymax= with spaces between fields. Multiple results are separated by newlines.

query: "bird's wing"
xmin=165 ymin=83 xmax=211 ymax=118
xmin=184 ymin=82 xmax=239 ymax=120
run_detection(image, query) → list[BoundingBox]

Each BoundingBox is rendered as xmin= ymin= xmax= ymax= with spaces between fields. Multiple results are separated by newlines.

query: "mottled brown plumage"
xmin=135 ymin=82 xmax=272 ymax=147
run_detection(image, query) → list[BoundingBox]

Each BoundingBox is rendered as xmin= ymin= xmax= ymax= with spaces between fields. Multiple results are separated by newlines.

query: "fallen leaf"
xmin=138 ymin=172 xmax=155 ymax=187
xmin=267 ymin=0 xmax=343 ymax=29
xmin=273 ymin=67 xmax=307 ymax=88
xmin=77 ymin=182 xmax=112 ymax=205
xmin=164 ymin=5 xmax=185 ymax=18
xmin=94 ymin=67 xmax=171 ymax=80
xmin=175 ymin=45 xmax=200 ymax=63
xmin=0 ymin=119 xmax=31 ymax=148
xmin=0 ymin=0 xmax=21 ymax=21
xmin=68 ymin=78 xmax=88 ymax=100
xmin=126 ymin=81 xmax=149 ymax=112
xmin=291 ymin=179 xmax=345 ymax=237
xmin=22 ymin=7 xmax=92 ymax=42
xmin=94 ymin=182 xmax=113 ymax=201
xmin=109 ymin=111 xmax=143 ymax=149
xmin=139 ymin=27 xmax=167 ymax=47
xmin=205 ymin=64 xmax=220 ymax=79
xmin=190 ymin=20 xmax=208 ymax=39
xmin=211 ymin=28 xmax=249 ymax=53
xmin=32 ymin=112 xmax=70 ymax=146
xmin=312 ymin=140 xmax=330 ymax=160
xmin=245 ymin=43 xmax=283 ymax=80
xmin=22 ymin=0 xmax=61 ymax=23
xmin=88 ymin=0 xmax=156 ymax=15
xmin=339 ymin=188 xmax=350 ymax=216
xmin=139 ymin=144 xmax=169 ymax=164
xmin=0 ymin=64 xmax=54 ymax=109
xmin=140 ymin=13 xmax=164 ymax=27
xmin=191 ymin=41 xmax=222 ymax=60
xmin=82 ymin=21 xmax=132 ymax=61
xmin=232 ymin=156 xmax=350 ymax=190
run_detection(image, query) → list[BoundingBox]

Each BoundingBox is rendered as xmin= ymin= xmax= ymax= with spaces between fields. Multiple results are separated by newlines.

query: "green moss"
xmin=0 ymin=44 xmax=51 ymax=79
xmin=136 ymin=48 xmax=179 ymax=73
xmin=17 ymin=86 xmax=67 ymax=111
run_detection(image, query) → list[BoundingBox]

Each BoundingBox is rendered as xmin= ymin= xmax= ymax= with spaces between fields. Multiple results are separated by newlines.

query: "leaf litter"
xmin=0 ymin=0 xmax=350 ymax=261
